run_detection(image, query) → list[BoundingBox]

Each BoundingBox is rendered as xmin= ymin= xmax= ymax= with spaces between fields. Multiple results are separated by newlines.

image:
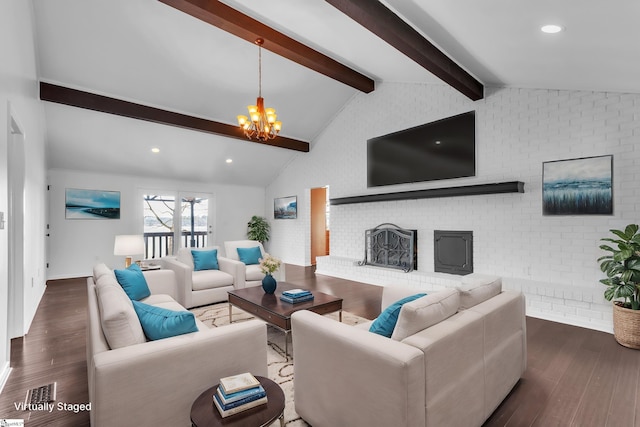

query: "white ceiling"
xmin=32 ymin=0 xmax=640 ymax=186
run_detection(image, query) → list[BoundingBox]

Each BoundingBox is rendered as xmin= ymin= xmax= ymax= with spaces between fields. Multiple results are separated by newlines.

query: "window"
xmin=143 ymin=192 xmax=212 ymax=259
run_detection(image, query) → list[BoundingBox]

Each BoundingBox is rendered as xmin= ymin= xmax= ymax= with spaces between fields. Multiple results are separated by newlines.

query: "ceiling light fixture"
xmin=541 ymin=24 xmax=564 ymax=34
xmin=237 ymin=38 xmax=282 ymax=141
xmin=226 ymin=158 xmax=233 ymax=164
xmin=151 ymin=147 xmax=160 ymax=153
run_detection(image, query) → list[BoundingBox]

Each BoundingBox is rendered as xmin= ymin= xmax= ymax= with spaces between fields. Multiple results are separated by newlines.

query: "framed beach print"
xmin=274 ymin=196 xmax=297 ymax=219
xmin=65 ymin=188 xmax=121 ymax=219
xmin=542 ymin=155 xmax=613 ymax=215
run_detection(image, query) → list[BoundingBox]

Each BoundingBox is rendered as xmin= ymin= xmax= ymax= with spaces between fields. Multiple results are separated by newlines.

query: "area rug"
xmin=190 ymin=302 xmax=369 ymax=426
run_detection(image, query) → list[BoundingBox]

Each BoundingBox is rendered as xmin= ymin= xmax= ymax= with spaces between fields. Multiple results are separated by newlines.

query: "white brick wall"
xmin=267 ymin=82 xmax=640 ymax=333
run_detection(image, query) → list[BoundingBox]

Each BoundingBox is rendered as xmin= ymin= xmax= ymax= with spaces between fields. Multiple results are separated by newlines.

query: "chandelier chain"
xmin=258 ymin=44 xmax=262 ymax=98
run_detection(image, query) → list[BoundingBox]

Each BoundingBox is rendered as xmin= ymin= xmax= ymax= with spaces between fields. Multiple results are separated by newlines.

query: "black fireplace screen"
xmin=359 ymin=223 xmax=417 ymax=272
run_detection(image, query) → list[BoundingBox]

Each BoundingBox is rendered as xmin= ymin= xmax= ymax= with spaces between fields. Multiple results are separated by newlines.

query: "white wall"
xmin=47 ymin=169 xmax=266 ymax=279
xmin=0 ymin=0 xmax=48 ymax=389
xmin=266 ymin=82 xmax=640 ymax=332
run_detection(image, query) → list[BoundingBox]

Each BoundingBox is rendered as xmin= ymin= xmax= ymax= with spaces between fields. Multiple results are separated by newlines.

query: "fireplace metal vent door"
xmin=434 ymin=230 xmax=473 ymax=275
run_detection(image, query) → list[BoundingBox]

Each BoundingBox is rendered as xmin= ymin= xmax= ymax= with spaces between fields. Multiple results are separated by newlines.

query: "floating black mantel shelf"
xmin=330 ymin=181 xmax=524 ymax=206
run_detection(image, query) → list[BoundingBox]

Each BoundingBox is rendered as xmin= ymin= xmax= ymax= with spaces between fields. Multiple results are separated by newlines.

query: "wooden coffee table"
xmin=228 ymin=282 xmax=343 ymax=357
xmin=190 ymin=375 xmax=284 ymax=427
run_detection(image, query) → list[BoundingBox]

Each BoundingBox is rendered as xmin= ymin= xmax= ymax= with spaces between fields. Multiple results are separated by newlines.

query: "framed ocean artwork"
xmin=65 ymin=188 xmax=121 ymax=219
xmin=274 ymin=196 xmax=297 ymax=219
xmin=542 ymin=155 xmax=613 ymax=215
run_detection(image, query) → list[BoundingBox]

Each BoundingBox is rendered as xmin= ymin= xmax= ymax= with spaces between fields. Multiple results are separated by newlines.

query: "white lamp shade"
xmin=114 ymin=235 xmax=145 ymax=257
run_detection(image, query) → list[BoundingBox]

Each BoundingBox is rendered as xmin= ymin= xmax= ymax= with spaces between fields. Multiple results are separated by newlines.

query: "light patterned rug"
xmin=190 ymin=302 xmax=369 ymax=426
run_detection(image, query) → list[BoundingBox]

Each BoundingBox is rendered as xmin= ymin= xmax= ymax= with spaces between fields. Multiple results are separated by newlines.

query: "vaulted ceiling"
xmin=32 ymin=0 xmax=640 ymax=186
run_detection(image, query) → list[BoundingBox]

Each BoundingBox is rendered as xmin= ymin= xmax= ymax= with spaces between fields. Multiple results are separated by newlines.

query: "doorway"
xmin=7 ymin=113 xmax=25 ymax=341
xmin=310 ymin=186 xmax=329 ymax=265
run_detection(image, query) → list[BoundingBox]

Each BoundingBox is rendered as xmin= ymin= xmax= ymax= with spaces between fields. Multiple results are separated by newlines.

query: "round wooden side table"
xmin=190 ymin=375 xmax=285 ymax=427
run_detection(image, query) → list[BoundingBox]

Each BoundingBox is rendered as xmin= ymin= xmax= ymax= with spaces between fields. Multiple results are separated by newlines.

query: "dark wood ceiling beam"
xmin=325 ymin=0 xmax=484 ymax=101
xmin=158 ymin=0 xmax=375 ymax=93
xmin=39 ymin=82 xmax=309 ymax=153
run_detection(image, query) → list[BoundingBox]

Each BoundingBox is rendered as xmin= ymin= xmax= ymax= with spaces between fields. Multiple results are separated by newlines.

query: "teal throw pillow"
xmin=114 ymin=264 xmax=151 ymax=300
xmin=132 ymin=301 xmax=198 ymax=341
xmin=237 ymin=246 xmax=262 ymax=265
xmin=369 ymin=293 xmax=427 ymax=338
xmin=192 ymin=249 xmax=219 ymax=271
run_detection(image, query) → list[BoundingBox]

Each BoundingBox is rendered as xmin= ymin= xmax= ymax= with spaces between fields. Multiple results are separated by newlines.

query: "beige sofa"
xmin=87 ymin=263 xmax=268 ymax=427
xmin=161 ymin=246 xmax=245 ymax=308
xmin=291 ymin=274 xmax=526 ymax=427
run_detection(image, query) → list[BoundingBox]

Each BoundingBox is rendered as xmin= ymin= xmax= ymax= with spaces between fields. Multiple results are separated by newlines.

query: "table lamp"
xmin=114 ymin=235 xmax=145 ymax=268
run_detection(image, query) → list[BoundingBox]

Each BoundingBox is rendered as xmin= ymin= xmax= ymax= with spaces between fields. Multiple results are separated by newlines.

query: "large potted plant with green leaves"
xmin=247 ymin=215 xmax=270 ymax=244
xmin=598 ymin=224 xmax=640 ymax=349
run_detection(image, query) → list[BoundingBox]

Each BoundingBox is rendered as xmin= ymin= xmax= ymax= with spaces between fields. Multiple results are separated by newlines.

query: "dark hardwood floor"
xmin=0 ymin=265 xmax=638 ymax=426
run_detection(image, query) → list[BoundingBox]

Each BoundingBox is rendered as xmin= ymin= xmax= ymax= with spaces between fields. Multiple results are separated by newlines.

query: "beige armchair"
xmin=161 ymin=246 xmax=245 ymax=308
xmin=223 ymin=240 xmax=266 ymax=288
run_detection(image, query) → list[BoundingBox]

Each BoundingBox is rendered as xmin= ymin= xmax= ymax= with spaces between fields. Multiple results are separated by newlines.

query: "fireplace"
xmin=359 ymin=223 xmax=417 ymax=272
xmin=434 ymin=230 xmax=473 ymax=275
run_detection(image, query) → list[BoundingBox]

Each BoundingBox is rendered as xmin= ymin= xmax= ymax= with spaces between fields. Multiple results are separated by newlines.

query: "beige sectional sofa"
xmin=291 ymin=274 xmax=526 ymax=427
xmin=87 ymin=263 xmax=268 ymax=427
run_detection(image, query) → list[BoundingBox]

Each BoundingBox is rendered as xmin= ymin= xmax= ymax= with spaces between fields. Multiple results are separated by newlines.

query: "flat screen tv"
xmin=367 ymin=111 xmax=476 ymax=187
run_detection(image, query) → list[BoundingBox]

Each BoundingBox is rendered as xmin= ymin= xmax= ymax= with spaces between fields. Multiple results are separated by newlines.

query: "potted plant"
xmin=598 ymin=224 xmax=640 ymax=349
xmin=247 ymin=215 xmax=270 ymax=244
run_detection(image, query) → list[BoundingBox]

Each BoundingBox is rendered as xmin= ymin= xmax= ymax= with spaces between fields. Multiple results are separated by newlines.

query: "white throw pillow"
xmin=96 ymin=276 xmax=146 ymax=349
xmin=92 ymin=263 xmax=114 ymax=283
xmin=457 ymin=274 xmax=502 ymax=309
xmin=391 ymin=288 xmax=460 ymax=341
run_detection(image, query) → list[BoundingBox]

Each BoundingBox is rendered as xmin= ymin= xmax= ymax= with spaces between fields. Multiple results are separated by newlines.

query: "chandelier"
xmin=237 ymin=38 xmax=282 ymax=141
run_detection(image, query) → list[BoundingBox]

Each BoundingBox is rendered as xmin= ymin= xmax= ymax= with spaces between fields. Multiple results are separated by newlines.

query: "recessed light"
xmin=434 ymin=140 xmax=442 ymax=145
xmin=225 ymin=158 xmax=233 ymax=164
xmin=541 ymin=24 xmax=563 ymax=34
xmin=151 ymin=147 xmax=160 ymax=153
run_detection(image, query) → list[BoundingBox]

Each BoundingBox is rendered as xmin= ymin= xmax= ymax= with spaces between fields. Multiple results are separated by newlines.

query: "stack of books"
xmin=280 ymin=289 xmax=314 ymax=304
xmin=213 ymin=373 xmax=267 ymax=418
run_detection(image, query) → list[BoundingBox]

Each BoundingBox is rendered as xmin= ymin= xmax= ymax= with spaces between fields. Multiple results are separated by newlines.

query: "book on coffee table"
xmin=213 ymin=392 xmax=267 ymax=418
xmin=281 ymin=289 xmax=314 ymax=304
xmin=217 ymin=384 xmax=266 ymax=405
xmin=282 ymin=289 xmax=311 ymax=296
xmin=280 ymin=294 xmax=314 ymax=304
xmin=219 ymin=372 xmax=260 ymax=395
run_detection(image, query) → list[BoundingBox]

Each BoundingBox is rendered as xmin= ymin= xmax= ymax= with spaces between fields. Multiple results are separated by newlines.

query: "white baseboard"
xmin=0 ymin=362 xmax=11 ymax=395
xmin=47 ymin=272 xmax=89 ymax=281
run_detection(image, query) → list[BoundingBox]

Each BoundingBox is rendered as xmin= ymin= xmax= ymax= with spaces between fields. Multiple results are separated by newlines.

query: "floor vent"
xmin=25 ymin=382 xmax=56 ymax=405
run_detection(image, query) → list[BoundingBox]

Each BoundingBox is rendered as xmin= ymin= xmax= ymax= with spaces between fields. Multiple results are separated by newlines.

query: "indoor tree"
xmin=247 ymin=215 xmax=270 ymax=244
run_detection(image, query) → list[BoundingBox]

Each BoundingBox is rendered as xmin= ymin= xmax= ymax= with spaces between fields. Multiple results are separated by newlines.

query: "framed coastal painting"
xmin=274 ymin=196 xmax=297 ymax=219
xmin=542 ymin=155 xmax=613 ymax=215
xmin=65 ymin=188 xmax=121 ymax=219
